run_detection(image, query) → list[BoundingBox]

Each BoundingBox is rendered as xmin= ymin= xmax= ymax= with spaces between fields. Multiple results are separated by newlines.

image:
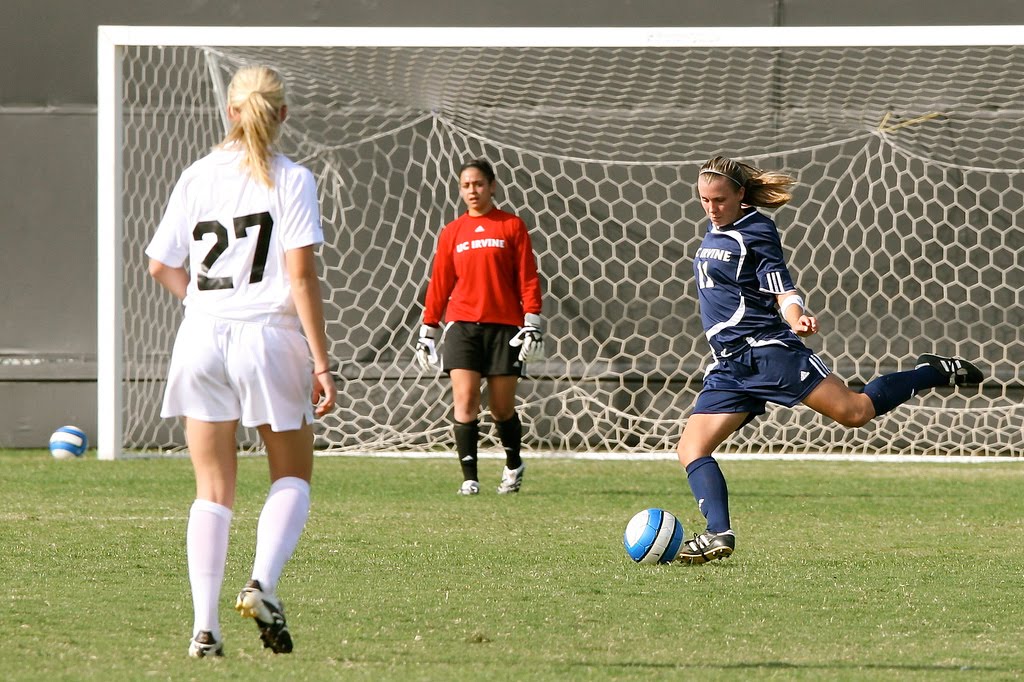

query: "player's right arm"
xmin=148 ymin=259 xmax=189 ymax=301
xmin=414 ymin=225 xmax=455 ymax=369
xmin=147 ymin=173 xmax=191 ymax=302
xmin=422 ymin=224 xmax=457 ymax=326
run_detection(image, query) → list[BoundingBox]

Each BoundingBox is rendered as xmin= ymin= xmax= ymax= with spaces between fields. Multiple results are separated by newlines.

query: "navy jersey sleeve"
xmin=751 ymin=220 xmax=796 ymax=294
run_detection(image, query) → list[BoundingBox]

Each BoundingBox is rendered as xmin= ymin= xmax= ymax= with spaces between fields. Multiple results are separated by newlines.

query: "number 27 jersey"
xmin=693 ymin=209 xmax=797 ymax=353
xmin=145 ymin=148 xmax=324 ymax=325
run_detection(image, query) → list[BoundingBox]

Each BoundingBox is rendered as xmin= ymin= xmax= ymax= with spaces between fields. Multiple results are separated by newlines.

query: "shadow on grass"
xmin=574 ymin=660 xmax=997 ymax=674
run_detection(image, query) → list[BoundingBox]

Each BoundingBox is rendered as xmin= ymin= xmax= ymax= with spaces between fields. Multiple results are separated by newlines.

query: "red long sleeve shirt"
xmin=423 ymin=208 xmax=543 ymax=327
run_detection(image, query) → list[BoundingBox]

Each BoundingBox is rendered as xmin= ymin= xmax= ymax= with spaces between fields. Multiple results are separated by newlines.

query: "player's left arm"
xmin=753 ymin=223 xmax=817 ymax=337
xmin=287 ymin=245 xmax=336 ymax=416
xmin=508 ymin=219 xmax=545 ymax=362
xmin=281 ymin=168 xmax=335 ymax=414
xmin=777 ymin=290 xmax=818 ymax=337
xmin=516 ymin=219 xmax=543 ymax=316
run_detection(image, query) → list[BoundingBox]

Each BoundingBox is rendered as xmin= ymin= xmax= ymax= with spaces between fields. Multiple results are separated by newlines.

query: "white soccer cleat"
xmin=496 ymin=463 xmax=525 ymax=494
xmin=457 ymin=480 xmax=480 ymax=496
xmin=188 ymin=630 xmax=224 ymax=658
xmin=235 ymin=579 xmax=292 ymax=654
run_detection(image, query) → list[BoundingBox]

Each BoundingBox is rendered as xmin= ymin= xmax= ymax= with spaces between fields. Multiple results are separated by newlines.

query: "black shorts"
xmin=442 ymin=322 xmax=524 ymax=377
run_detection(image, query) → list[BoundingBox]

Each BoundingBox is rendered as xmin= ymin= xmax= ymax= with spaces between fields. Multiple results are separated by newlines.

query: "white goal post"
xmin=98 ymin=25 xmax=1024 ymax=460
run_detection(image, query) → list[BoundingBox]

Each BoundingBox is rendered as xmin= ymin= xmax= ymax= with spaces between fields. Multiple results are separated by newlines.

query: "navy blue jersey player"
xmin=675 ymin=155 xmax=984 ymax=565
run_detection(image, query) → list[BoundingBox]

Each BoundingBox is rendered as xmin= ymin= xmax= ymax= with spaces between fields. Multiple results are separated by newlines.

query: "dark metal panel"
xmin=0 ymin=381 xmax=96 ymax=448
xmin=0 ymin=113 xmax=96 ymax=356
xmin=2 ymin=0 xmax=774 ymax=105
xmin=781 ymin=0 xmax=1024 ymax=26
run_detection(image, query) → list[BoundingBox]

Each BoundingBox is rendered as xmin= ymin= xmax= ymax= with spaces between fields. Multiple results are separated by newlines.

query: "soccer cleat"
xmin=496 ymin=463 xmax=525 ymax=494
xmin=915 ymin=354 xmax=984 ymax=387
xmin=235 ymin=579 xmax=293 ymax=654
xmin=676 ymin=530 xmax=736 ymax=565
xmin=457 ymin=479 xmax=480 ymax=496
xmin=188 ymin=630 xmax=224 ymax=658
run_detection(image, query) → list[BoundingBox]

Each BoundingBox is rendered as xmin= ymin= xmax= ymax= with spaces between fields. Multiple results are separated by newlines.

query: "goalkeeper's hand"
xmin=509 ymin=313 xmax=545 ymax=363
xmin=414 ymin=325 xmax=439 ymax=370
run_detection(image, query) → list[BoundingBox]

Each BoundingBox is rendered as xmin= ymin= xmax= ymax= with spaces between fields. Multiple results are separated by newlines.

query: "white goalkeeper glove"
xmin=509 ymin=313 xmax=545 ymax=363
xmin=414 ymin=325 xmax=439 ymax=370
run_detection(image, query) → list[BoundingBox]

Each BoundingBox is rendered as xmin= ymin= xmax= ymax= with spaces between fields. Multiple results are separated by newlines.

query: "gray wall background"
xmin=2 ymin=1 xmax=1023 ymax=448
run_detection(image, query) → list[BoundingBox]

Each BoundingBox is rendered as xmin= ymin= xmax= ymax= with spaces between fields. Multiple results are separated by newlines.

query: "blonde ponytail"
xmin=699 ymin=155 xmax=796 ymax=209
xmin=219 ymin=66 xmax=286 ymax=187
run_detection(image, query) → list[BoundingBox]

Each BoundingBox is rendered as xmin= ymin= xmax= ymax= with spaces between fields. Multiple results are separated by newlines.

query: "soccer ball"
xmin=623 ymin=508 xmax=684 ymax=564
xmin=49 ymin=425 xmax=88 ymax=460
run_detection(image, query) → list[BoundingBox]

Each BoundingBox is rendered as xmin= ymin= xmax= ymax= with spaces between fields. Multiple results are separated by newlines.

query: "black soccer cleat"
xmin=188 ymin=630 xmax=224 ymax=658
xmin=676 ymin=530 xmax=736 ymax=565
xmin=235 ymin=579 xmax=293 ymax=654
xmin=915 ymin=354 xmax=984 ymax=387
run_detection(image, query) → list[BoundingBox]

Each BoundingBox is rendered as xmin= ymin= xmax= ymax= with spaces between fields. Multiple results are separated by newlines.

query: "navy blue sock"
xmin=862 ymin=366 xmax=946 ymax=417
xmin=685 ymin=456 xmax=731 ymax=533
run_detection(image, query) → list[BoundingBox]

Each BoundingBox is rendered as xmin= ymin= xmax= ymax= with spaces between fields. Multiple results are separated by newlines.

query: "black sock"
xmin=495 ymin=413 xmax=523 ymax=470
xmin=453 ymin=419 xmax=479 ymax=481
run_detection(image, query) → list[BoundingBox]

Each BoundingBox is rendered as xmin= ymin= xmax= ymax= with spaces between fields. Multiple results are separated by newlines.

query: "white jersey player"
xmin=146 ymin=65 xmax=335 ymax=658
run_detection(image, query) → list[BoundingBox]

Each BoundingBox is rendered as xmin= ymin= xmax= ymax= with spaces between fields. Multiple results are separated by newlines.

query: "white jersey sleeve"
xmin=145 ymin=179 xmax=190 ymax=267
xmin=277 ymin=164 xmax=323 ymax=250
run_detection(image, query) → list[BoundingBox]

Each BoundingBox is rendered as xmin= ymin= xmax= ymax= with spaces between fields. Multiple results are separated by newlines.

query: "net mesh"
xmin=116 ymin=41 xmax=1024 ymax=456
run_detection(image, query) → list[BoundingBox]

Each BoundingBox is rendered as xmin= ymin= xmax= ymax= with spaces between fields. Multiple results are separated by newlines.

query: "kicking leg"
xmin=804 ymin=354 xmax=983 ymax=426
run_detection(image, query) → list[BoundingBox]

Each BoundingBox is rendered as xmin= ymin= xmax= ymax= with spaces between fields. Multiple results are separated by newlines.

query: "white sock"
xmin=251 ymin=477 xmax=311 ymax=595
xmin=187 ymin=499 xmax=232 ymax=640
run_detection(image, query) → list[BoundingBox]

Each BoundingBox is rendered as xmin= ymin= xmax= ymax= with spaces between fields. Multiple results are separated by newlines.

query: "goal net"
xmin=98 ymin=27 xmax=1024 ymax=459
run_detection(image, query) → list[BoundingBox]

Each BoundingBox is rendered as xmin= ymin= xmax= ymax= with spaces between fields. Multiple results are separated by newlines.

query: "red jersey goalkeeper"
xmin=422 ymin=207 xmax=542 ymax=327
xmin=413 ymin=159 xmax=544 ymax=497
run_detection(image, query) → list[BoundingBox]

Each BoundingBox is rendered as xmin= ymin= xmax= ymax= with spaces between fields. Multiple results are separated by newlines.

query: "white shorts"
xmin=161 ymin=313 xmax=314 ymax=432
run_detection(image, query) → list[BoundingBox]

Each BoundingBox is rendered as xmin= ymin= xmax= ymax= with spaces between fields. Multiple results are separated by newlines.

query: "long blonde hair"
xmin=699 ymin=155 xmax=796 ymax=208
xmin=219 ymin=66 xmax=286 ymax=187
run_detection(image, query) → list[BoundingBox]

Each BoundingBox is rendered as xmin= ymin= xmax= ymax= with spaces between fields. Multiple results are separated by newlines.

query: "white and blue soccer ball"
xmin=623 ymin=508 xmax=684 ymax=564
xmin=49 ymin=425 xmax=88 ymax=460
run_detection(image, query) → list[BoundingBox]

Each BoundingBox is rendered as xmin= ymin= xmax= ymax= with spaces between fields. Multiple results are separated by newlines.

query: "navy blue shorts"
xmin=693 ymin=342 xmax=831 ymax=426
xmin=441 ymin=322 xmax=524 ymax=377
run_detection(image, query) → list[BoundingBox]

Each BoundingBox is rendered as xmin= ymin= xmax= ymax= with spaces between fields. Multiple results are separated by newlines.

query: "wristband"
xmin=779 ymin=294 xmax=805 ymax=316
xmin=314 ymin=368 xmax=332 ymax=376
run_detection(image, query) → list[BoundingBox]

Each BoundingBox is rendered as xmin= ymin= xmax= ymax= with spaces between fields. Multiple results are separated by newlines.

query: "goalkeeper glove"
xmin=414 ymin=325 xmax=439 ymax=370
xmin=509 ymin=313 xmax=545 ymax=363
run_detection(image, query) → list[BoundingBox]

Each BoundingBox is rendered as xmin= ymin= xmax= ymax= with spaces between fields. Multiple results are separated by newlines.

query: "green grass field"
xmin=4 ymin=451 xmax=1024 ymax=680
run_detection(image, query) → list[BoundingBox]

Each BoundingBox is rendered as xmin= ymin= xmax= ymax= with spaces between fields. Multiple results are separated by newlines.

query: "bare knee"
xmin=454 ymin=401 xmax=480 ymax=423
xmin=833 ymin=399 xmax=875 ymax=428
xmin=804 ymin=381 xmax=876 ymax=428
xmin=676 ymin=442 xmax=704 ymax=468
xmin=452 ymin=388 xmax=481 ymax=422
xmin=835 ymin=412 xmax=871 ymax=428
xmin=489 ymin=407 xmax=515 ymax=422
